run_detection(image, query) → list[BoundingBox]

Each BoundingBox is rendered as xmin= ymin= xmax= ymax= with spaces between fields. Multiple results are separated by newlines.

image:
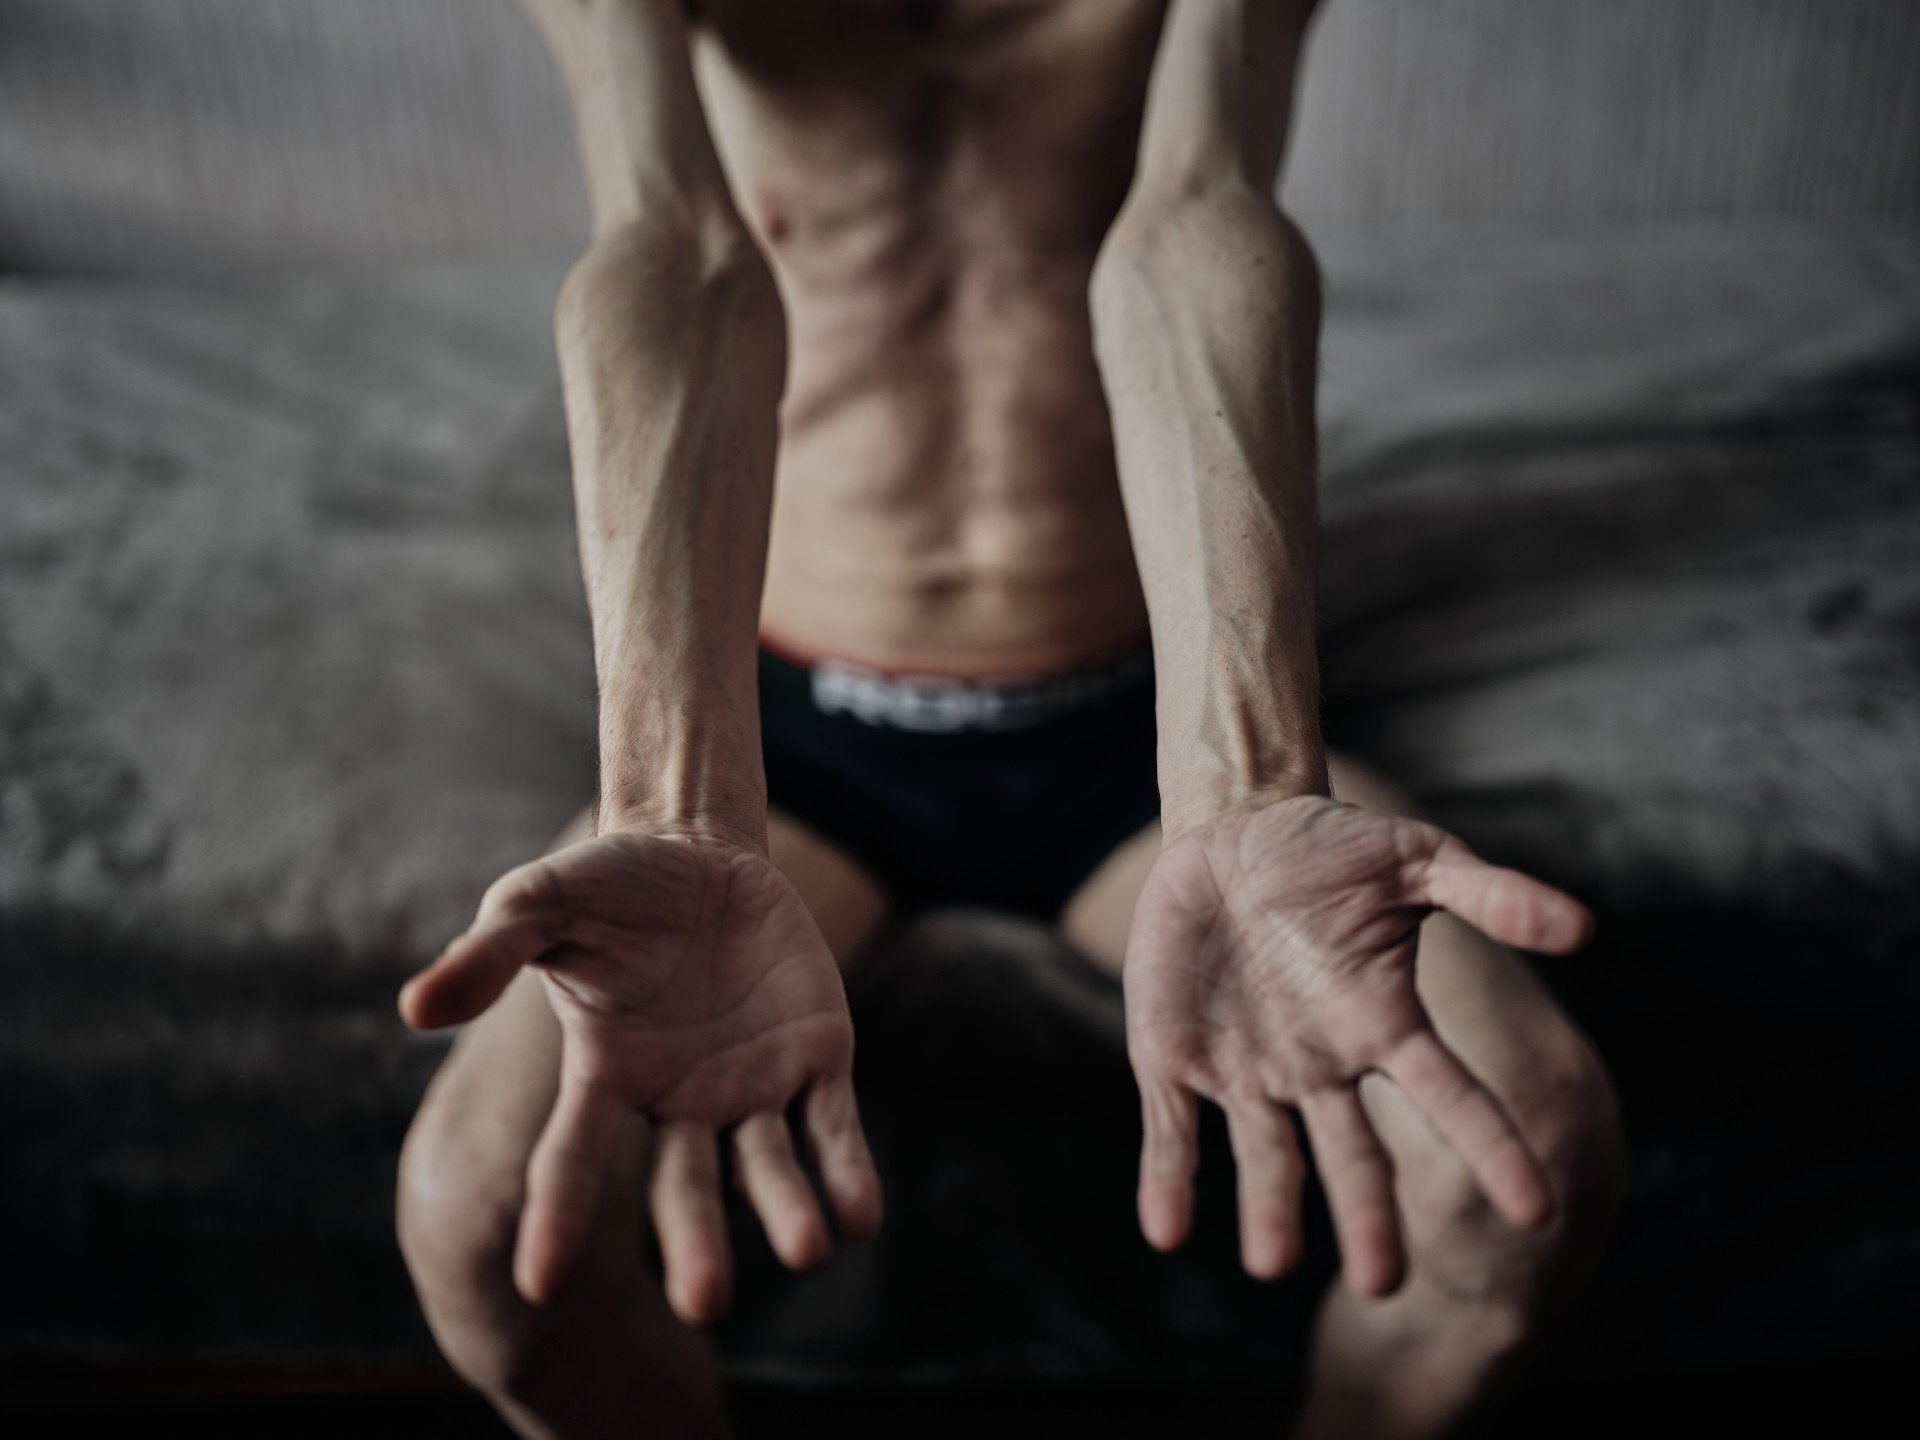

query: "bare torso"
xmin=690 ymin=0 xmax=1167 ymax=676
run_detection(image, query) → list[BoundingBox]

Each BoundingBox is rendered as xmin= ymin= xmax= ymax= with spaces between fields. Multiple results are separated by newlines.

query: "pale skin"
xmin=396 ymin=3 xmax=1625 ymax=1437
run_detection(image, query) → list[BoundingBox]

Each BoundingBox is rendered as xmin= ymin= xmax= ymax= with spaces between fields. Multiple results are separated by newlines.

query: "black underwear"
xmin=759 ymin=643 xmax=1162 ymax=918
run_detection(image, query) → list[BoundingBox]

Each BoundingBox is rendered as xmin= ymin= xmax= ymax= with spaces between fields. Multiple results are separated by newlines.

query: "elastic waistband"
xmin=763 ymin=644 xmax=1153 ymax=733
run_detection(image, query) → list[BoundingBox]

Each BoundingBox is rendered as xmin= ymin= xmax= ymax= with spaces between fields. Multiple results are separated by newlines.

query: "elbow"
xmin=1089 ymin=183 xmax=1316 ymax=366
xmin=557 ymin=210 xmax=786 ymax=368
xmin=1091 ymin=175 xmax=1315 ymax=307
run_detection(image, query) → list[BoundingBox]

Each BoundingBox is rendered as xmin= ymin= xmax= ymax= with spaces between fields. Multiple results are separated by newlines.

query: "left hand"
xmin=1122 ymin=793 xmax=1594 ymax=1295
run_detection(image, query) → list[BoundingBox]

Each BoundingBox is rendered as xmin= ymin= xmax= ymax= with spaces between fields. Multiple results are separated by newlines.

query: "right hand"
xmin=399 ymin=828 xmax=881 ymax=1322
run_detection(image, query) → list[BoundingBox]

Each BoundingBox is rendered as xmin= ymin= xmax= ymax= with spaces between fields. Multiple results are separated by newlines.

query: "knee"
xmin=1404 ymin=1026 xmax=1625 ymax=1330
xmin=395 ymin=1095 xmax=536 ymax=1398
xmin=1519 ymin=1025 xmax=1626 ymax=1238
xmin=1510 ymin=1028 xmax=1625 ymax=1329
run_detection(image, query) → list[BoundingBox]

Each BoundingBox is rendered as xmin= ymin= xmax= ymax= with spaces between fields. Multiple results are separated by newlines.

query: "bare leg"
xmin=1060 ymin=820 xmax=1161 ymax=972
xmin=1060 ymin=755 xmax=1625 ymax=1439
xmin=397 ymin=808 xmax=887 ymax=1440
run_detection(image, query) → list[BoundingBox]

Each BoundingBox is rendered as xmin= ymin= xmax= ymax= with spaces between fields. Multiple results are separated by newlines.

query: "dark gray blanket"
xmin=3 ymin=222 xmax=1917 ymax=1383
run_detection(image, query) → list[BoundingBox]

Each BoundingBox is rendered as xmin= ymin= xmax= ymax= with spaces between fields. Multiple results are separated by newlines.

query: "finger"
xmin=398 ymin=915 xmax=548 ymax=1030
xmin=514 ymin=1077 xmax=630 ymax=1306
xmin=733 ymin=1110 xmax=832 ymax=1271
xmin=1223 ymin=1097 xmax=1306 ymax=1280
xmin=803 ymin=1074 xmax=883 ymax=1241
xmin=1381 ymin=1031 xmax=1555 ymax=1229
xmin=1136 ymin=1075 xmax=1201 ymax=1252
xmin=1417 ymin=835 xmax=1595 ymax=955
xmin=1300 ymin=1088 xmax=1404 ymax=1297
xmin=648 ymin=1122 xmax=732 ymax=1326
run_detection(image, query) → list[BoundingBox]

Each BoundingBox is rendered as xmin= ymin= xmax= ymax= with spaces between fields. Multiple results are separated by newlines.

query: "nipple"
xmin=758 ymin=195 xmax=789 ymax=246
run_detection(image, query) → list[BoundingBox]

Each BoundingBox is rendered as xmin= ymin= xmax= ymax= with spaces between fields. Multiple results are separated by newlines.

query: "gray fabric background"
xmin=0 ymin=0 xmax=1915 ymax=278
xmin=3 ymin=224 xmax=1916 ymax=1378
xmin=3 ymin=0 xmax=1917 ymax=1395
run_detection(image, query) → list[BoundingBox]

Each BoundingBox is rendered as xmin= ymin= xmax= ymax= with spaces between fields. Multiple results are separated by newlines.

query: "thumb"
xmin=1416 ymin=834 xmax=1595 ymax=955
xmin=398 ymin=913 xmax=549 ymax=1030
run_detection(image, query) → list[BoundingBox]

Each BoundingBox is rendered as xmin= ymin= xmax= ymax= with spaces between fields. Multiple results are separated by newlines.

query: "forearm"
xmin=557 ymin=219 xmax=786 ymax=852
xmin=522 ymin=2 xmax=785 ymax=849
xmin=1091 ymin=185 xmax=1327 ymax=837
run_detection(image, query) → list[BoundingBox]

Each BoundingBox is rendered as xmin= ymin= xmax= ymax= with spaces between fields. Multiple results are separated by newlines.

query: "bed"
xmin=3 ymin=221 xmax=1916 ymax=1419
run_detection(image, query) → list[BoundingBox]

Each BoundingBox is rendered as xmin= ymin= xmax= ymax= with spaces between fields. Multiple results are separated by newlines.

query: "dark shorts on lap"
xmin=759 ymin=644 xmax=1162 ymax=918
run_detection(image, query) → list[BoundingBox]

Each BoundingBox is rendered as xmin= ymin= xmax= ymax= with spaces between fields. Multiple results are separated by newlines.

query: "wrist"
xmin=1149 ymin=622 xmax=1328 ymax=839
xmin=595 ymin=783 xmax=767 ymax=855
xmin=1159 ymin=760 xmax=1330 ymax=841
xmin=594 ymin=805 xmax=767 ymax=855
xmin=596 ymin=700 xmax=769 ymax=855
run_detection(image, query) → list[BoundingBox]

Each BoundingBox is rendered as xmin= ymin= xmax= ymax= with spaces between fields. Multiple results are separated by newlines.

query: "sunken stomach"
xmin=760 ymin=270 xmax=1147 ymax=678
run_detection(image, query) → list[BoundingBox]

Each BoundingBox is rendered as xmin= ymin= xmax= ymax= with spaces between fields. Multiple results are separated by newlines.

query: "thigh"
xmin=1059 ymin=819 xmax=1161 ymax=977
xmin=767 ymin=806 xmax=890 ymax=969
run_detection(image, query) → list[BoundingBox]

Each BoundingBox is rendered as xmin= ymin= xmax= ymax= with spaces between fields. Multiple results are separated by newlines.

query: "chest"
xmin=690 ymin=0 xmax=1165 ymax=266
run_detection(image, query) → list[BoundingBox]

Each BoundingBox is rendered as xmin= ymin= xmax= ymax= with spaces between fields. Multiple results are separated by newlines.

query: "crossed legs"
xmin=400 ymin=754 xmax=1621 ymax=1440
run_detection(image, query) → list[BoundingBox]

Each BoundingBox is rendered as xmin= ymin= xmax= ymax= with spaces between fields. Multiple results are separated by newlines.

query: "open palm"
xmin=1124 ymin=795 xmax=1593 ymax=1295
xmin=400 ymin=831 xmax=880 ymax=1320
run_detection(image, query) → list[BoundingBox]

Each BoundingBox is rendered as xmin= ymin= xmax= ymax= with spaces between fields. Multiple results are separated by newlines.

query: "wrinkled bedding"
xmin=2 ymin=222 xmax=1916 ymax=1382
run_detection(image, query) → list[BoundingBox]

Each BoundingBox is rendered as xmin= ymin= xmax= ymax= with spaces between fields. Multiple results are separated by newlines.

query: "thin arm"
xmin=1090 ymin=0 xmax=1327 ymax=838
xmin=526 ymin=0 xmax=785 ymax=852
